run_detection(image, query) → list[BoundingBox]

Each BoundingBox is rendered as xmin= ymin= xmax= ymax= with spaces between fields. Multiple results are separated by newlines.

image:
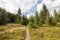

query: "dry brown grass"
xmin=29 ymin=27 xmax=60 ymax=40
xmin=0 ymin=23 xmax=26 ymax=40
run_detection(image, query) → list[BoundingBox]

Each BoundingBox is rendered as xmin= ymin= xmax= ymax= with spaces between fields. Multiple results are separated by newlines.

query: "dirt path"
xmin=6 ymin=26 xmax=30 ymax=40
xmin=25 ymin=27 xmax=30 ymax=40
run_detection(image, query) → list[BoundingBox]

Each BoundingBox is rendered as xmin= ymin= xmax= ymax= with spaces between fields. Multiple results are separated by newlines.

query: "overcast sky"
xmin=0 ymin=0 xmax=60 ymax=17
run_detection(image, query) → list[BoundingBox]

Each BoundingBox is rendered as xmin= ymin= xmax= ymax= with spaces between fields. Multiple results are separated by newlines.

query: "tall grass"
xmin=29 ymin=27 xmax=60 ymax=40
xmin=0 ymin=24 xmax=25 ymax=40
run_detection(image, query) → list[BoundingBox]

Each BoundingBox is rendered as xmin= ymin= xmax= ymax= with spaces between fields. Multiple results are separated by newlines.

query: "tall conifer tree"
xmin=28 ymin=16 xmax=34 ymax=28
xmin=34 ymin=11 xmax=39 ymax=27
xmin=15 ymin=8 xmax=21 ymax=23
xmin=20 ymin=15 xmax=28 ymax=25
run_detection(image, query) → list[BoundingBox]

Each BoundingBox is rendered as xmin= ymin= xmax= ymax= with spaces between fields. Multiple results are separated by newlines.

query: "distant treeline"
xmin=0 ymin=4 xmax=60 ymax=27
xmin=0 ymin=8 xmax=28 ymax=25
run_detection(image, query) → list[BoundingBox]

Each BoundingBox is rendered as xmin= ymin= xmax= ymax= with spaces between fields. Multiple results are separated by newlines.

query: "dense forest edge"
xmin=0 ymin=4 xmax=60 ymax=28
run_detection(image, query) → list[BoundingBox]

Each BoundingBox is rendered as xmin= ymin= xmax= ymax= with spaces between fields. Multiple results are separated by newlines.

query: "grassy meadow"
xmin=0 ymin=24 xmax=25 ymax=40
xmin=0 ymin=24 xmax=60 ymax=40
xmin=29 ymin=27 xmax=60 ymax=40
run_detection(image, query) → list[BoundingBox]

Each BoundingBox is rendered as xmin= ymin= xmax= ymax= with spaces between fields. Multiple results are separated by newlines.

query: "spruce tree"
xmin=15 ymin=8 xmax=21 ymax=23
xmin=49 ymin=16 xmax=56 ymax=26
xmin=34 ymin=11 xmax=39 ymax=27
xmin=28 ymin=15 xmax=34 ymax=28
xmin=20 ymin=15 xmax=28 ymax=25
xmin=39 ymin=4 xmax=48 ymax=24
xmin=52 ymin=10 xmax=58 ymax=25
xmin=17 ymin=8 xmax=21 ymax=16
xmin=57 ymin=14 xmax=60 ymax=22
xmin=15 ymin=15 xmax=20 ymax=23
xmin=38 ymin=4 xmax=52 ymax=26
xmin=54 ymin=10 xmax=58 ymax=22
xmin=45 ymin=11 xmax=50 ymax=24
xmin=39 ymin=11 xmax=44 ymax=26
xmin=42 ymin=4 xmax=48 ymax=23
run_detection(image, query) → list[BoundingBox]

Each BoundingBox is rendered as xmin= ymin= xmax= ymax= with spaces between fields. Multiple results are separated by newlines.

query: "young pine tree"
xmin=49 ymin=16 xmax=56 ymax=26
xmin=34 ymin=11 xmax=39 ymax=27
xmin=15 ymin=8 xmax=21 ymax=23
xmin=45 ymin=11 xmax=50 ymax=25
xmin=50 ymin=10 xmax=59 ymax=26
xmin=39 ymin=11 xmax=45 ymax=26
xmin=20 ymin=15 xmax=28 ymax=25
xmin=39 ymin=4 xmax=49 ymax=24
xmin=28 ymin=16 xmax=35 ymax=28
xmin=54 ymin=10 xmax=58 ymax=23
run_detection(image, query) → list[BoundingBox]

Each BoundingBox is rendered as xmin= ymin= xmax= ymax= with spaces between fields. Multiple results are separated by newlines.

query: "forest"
xmin=0 ymin=4 xmax=60 ymax=27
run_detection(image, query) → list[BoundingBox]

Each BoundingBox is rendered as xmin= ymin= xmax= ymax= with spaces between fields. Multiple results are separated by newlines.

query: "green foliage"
xmin=20 ymin=15 xmax=28 ymax=25
xmin=48 ymin=17 xmax=56 ymax=26
xmin=17 ymin=8 xmax=21 ymax=15
xmin=57 ymin=14 xmax=60 ymax=22
xmin=38 ymin=4 xmax=51 ymax=26
xmin=0 ymin=8 xmax=8 ymax=25
xmin=53 ymin=10 xmax=60 ymax=23
xmin=7 ymin=13 xmax=16 ymax=23
xmin=38 ymin=4 xmax=49 ymax=25
xmin=28 ymin=16 xmax=35 ymax=28
xmin=43 ymin=4 xmax=48 ymax=13
xmin=34 ymin=11 xmax=39 ymax=27
xmin=15 ymin=8 xmax=22 ymax=23
xmin=28 ymin=4 xmax=59 ymax=27
xmin=0 ymin=8 xmax=22 ymax=25
xmin=15 ymin=15 xmax=21 ymax=23
xmin=42 ymin=4 xmax=49 ymax=23
xmin=45 ymin=11 xmax=51 ymax=25
xmin=54 ymin=10 xmax=58 ymax=22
